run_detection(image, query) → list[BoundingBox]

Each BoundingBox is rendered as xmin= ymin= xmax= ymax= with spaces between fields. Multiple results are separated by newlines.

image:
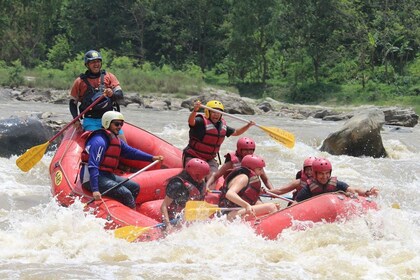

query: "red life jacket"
xmin=307 ymin=177 xmax=338 ymax=195
xmin=167 ymin=177 xmax=205 ymax=219
xmin=186 ymin=114 xmax=227 ymax=160
xmin=81 ymin=129 xmax=121 ymax=172
xmin=290 ymin=176 xmax=312 ymax=200
xmin=219 ymin=167 xmax=261 ymax=208
xmin=222 ymin=151 xmax=241 ymax=179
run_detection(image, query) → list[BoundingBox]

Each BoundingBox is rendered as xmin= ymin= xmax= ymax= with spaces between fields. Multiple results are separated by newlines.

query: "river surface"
xmin=0 ymin=101 xmax=419 ymax=280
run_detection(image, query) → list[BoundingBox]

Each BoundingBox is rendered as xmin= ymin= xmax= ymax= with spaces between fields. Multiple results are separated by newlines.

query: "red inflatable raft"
xmin=49 ymin=123 xmax=378 ymax=242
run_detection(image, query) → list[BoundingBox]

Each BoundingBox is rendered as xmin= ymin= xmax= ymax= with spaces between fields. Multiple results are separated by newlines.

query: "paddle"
xmin=114 ymin=218 xmax=178 ymax=242
xmin=84 ymin=159 xmax=160 ymax=206
xmin=262 ymin=189 xmax=294 ymax=203
xmin=16 ymin=95 xmax=106 ymax=172
xmin=200 ymin=104 xmax=295 ymax=148
xmin=114 ymin=223 xmax=165 ymax=242
xmin=184 ymin=200 xmax=242 ymax=221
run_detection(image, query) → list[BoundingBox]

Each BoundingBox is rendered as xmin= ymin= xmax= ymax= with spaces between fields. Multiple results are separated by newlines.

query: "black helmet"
xmin=84 ymin=50 xmax=102 ymax=64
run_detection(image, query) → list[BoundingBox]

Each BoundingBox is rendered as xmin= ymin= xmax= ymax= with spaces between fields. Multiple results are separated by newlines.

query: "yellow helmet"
xmin=204 ymin=100 xmax=224 ymax=118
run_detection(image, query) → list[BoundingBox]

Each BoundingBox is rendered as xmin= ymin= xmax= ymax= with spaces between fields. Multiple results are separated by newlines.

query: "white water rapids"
xmin=0 ymin=101 xmax=419 ymax=279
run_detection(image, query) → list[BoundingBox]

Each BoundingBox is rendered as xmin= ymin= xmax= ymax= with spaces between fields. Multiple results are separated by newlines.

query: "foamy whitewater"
xmin=0 ymin=103 xmax=419 ymax=280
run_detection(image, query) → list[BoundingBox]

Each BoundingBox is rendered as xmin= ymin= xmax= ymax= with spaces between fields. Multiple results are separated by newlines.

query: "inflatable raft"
xmin=49 ymin=123 xmax=378 ymax=242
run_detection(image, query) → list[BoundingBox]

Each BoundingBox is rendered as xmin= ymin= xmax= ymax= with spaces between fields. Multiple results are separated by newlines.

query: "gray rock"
xmin=320 ymin=108 xmax=388 ymax=158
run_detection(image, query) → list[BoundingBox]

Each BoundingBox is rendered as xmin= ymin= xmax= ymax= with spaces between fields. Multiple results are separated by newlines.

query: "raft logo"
xmin=55 ymin=171 xmax=63 ymax=186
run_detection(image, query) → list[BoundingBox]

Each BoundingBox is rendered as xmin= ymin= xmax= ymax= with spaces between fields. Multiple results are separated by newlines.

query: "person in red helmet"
xmin=270 ymin=156 xmax=317 ymax=199
xmin=183 ymin=100 xmax=254 ymax=180
xmin=205 ymin=137 xmax=274 ymax=191
xmin=295 ymin=158 xmax=379 ymax=202
xmin=218 ymin=155 xmax=278 ymax=221
xmin=160 ymin=158 xmax=211 ymax=228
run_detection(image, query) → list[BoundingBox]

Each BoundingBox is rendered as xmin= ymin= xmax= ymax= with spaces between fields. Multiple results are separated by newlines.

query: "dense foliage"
xmin=0 ymin=0 xmax=419 ymax=110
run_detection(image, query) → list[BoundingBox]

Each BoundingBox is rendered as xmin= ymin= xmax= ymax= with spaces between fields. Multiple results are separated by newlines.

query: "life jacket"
xmin=78 ymin=70 xmax=115 ymax=118
xmin=81 ymin=129 xmax=121 ymax=172
xmin=290 ymin=175 xmax=311 ymax=201
xmin=185 ymin=114 xmax=227 ymax=160
xmin=219 ymin=167 xmax=261 ymax=208
xmin=306 ymin=177 xmax=338 ymax=196
xmin=222 ymin=151 xmax=241 ymax=179
xmin=166 ymin=176 xmax=205 ymax=219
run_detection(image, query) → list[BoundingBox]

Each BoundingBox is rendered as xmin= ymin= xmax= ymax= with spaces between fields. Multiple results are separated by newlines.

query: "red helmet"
xmin=312 ymin=158 xmax=332 ymax=174
xmin=241 ymin=154 xmax=266 ymax=170
xmin=185 ymin=158 xmax=210 ymax=182
xmin=236 ymin=137 xmax=256 ymax=153
xmin=303 ymin=156 xmax=317 ymax=168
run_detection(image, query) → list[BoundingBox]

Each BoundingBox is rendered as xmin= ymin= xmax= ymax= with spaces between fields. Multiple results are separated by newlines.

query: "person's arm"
xmin=206 ymin=162 xmax=232 ymax=190
xmin=271 ymin=179 xmax=300 ymax=195
xmin=188 ymin=101 xmax=201 ymax=126
xmin=160 ymin=195 xmax=174 ymax=228
xmin=260 ymin=170 xmax=274 ymax=190
xmin=225 ymin=174 xmax=254 ymax=215
xmin=106 ymin=72 xmax=123 ymax=101
xmin=346 ymin=185 xmax=379 ymax=197
xmin=120 ymin=141 xmax=163 ymax=162
xmin=231 ymin=121 xmax=255 ymax=136
xmin=86 ymin=136 xmax=107 ymax=199
xmin=69 ymin=79 xmax=82 ymax=127
xmin=69 ymin=99 xmax=79 ymax=119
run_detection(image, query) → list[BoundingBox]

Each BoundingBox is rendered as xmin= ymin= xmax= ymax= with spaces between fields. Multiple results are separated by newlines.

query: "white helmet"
xmin=101 ymin=111 xmax=124 ymax=129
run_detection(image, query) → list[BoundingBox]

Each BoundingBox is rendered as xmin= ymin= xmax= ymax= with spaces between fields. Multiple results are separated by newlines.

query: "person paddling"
xmin=160 ymin=158 xmax=210 ymax=230
xmin=218 ymin=155 xmax=278 ymax=221
xmin=80 ymin=111 xmax=163 ymax=208
xmin=183 ymin=100 xmax=254 ymax=180
xmin=270 ymin=156 xmax=316 ymax=200
xmin=295 ymin=158 xmax=379 ymax=202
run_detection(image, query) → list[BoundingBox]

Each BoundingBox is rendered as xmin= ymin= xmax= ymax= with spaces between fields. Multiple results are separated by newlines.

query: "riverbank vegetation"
xmin=1 ymin=0 xmax=419 ymax=113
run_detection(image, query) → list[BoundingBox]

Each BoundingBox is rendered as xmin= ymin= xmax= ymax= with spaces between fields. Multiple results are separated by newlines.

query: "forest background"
xmin=1 ymin=0 xmax=419 ymax=113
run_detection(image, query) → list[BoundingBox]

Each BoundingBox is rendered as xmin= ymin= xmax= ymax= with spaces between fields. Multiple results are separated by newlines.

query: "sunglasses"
xmin=111 ymin=121 xmax=124 ymax=127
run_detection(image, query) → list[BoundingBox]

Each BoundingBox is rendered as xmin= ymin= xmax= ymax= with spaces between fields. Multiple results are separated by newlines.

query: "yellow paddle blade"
xmin=259 ymin=126 xmax=295 ymax=148
xmin=15 ymin=141 xmax=50 ymax=172
xmin=114 ymin=225 xmax=151 ymax=242
xmin=185 ymin=201 xmax=221 ymax=221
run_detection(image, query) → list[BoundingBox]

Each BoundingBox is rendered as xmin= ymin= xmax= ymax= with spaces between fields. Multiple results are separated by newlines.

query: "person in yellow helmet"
xmin=183 ymin=100 xmax=254 ymax=180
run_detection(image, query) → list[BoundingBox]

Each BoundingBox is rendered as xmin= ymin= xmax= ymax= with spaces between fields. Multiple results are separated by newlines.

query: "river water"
xmin=0 ymin=101 xmax=419 ymax=280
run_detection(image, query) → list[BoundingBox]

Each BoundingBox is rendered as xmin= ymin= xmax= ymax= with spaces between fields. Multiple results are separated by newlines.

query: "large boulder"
xmin=320 ymin=108 xmax=388 ymax=158
xmin=0 ymin=115 xmax=55 ymax=158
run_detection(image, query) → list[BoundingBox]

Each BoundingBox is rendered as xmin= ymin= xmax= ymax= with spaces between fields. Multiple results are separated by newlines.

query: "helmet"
xmin=303 ymin=156 xmax=317 ymax=168
xmin=102 ymin=111 xmax=124 ymax=129
xmin=241 ymin=154 xmax=266 ymax=170
xmin=185 ymin=158 xmax=210 ymax=182
xmin=84 ymin=50 xmax=102 ymax=64
xmin=312 ymin=158 xmax=332 ymax=174
xmin=204 ymin=100 xmax=224 ymax=118
xmin=236 ymin=137 xmax=256 ymax=154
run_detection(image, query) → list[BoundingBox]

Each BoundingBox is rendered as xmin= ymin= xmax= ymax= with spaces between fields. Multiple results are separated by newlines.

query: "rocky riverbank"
xmin=1 ymin=86 xmax=418 ymax=127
